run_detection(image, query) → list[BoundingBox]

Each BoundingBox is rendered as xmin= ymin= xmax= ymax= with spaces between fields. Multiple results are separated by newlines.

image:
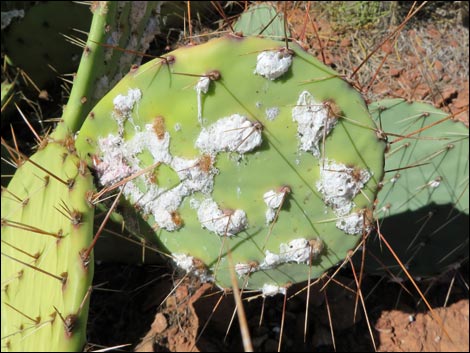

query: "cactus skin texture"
xmin=76 ymin=35 xmax=386 ymax=291
xmin=367 ymin=99 xmax=469 ymax=278
xmin=1 ymin=130 xmax=95 ymax=351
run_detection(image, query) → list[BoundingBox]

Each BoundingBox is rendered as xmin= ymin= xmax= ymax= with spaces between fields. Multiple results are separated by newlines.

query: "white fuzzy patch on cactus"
xmin=195 ymin=114 xmax=262 ymax=154
xmin=170 ymin=156 xmax=216 ymax=194
xmin=173 ymin=253 xmax=194 ymax=273
xmin=112 ymin=88 xmax=142 ymax=134
xmin=126 ymin=125 xmax=172 ymax=164
xmin=265 ymin=107 xmax=280 ymax=121
xmin=254 ymin=50 xmax=292 ymax=80
xmin=197 ymin=198 xmax=247 ymax=236
xmin=235 ymin=263 xmax=258 ymax=277
xmin=292 ymin=91 xmax=337 ymax=158
xmin=122 ymin=161 xmax=216 ymax=231
xmin=172 ymin=253 xmax=214 ymax=283
xmin=336 ymin=212 xmax=367 ymax=235
xmin=264 ymin=190 xmax=285 ymax=208
xmin=195 ymin=76 xmax=211 ymax=124
xmin=122 ymin=182 xmax=183 ymax=231
xmin=262 ymin=283 xmax=286 ymax=297
xmin=317 ymin=160 xmax=371 ymax=216
xmin=95 ymin=135 xmax=138 ymax=185
xmin=261 ymin=250 xmax=281 ymax=268
xmin=280 ymin=238 xmax=314 ymax=264
xmin=113 ymin=88 xmax=142 ymax=115
xmin=265 ymin=208 xmax=276 ymax=224
xmin=263 ymin=189 xmax=286 ymax=223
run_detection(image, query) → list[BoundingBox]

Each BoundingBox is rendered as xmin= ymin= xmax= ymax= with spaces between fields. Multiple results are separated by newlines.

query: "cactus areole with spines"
xmin=76 ymin=35 xmax=386 ymax=290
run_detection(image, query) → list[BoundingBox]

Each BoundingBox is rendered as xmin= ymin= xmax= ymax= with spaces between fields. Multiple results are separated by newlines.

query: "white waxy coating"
xmin=173 ymin=253 xmax=195 ymax=273
xmin=112 ymin=88 xmax=142 ymax=135
xmin=254 ymin=50 xmax=292 ymax=80
xmin=336 ymin=212 xmax=366 ymax=235
xmin=316 ymin=160 xmax=371 ymax=216
xmin=279 ymin=238 xmax=313 ymax=264
xmin=113 ymin=88 xmax=142 ymax=115
xmin=260 ymin=250 xmax=281 ymax=268
xmin=195 ymin=76 xmax=211 ymax=124
xmin=292 ymin=91 xmax=337 ymax=158
xmin=95 ymin=135 xmax=138 ymax=185
xmin=235 ymin=263 xmax=257 ymax=277
xmin=97 ymin=121 xmax=216 ymax=231
xmin=195 ymin=114 xmax=262 ymax=154
xmin=265 ymin=107 xmax=280 ymax=121
xmin=262 ymin=283 xmax=287 ymax=297
xmin=263 ymin=190 xmax=285 ymax=209
xmin=126 ymin=124 xmax=172 ymax=164
xmin=263 ymin=189 xmax=286 ymax=223
xmin=172 ymin=253 xmax=214 ymax=283
xmin=197 ymin=198 xmax=247 ymax=236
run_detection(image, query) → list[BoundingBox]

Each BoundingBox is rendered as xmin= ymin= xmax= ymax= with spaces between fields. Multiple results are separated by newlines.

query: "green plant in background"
xmin=365 ymin=99 xmax=469 ymax=278
xmin=1 ymin=2 xmax=162 ymax=351
xmin=75 ymin=35 xmax=386 ymax=291
xmin=317 ymin=1 xmax=393 ymax=31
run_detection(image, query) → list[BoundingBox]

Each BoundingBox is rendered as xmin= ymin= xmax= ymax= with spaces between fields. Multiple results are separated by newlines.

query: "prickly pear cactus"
xmin=1 ymin=129 xmax=95 ymax=351
xmin=76 ymin=35 xmax=386 ymax=292
xmin=367 ymin=99 xmax=469 ymax=277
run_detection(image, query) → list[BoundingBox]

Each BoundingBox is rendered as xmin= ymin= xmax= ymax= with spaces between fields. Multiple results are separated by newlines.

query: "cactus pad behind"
xmin=1 ymin=131 xmax=95 ymax=351
xmin=368 ymin=99 xmax=469 ymax=277
xmin=76 ymin=36 xmax=385 ymax=291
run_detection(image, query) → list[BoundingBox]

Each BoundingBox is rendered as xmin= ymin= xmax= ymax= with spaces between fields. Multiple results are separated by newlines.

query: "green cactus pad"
xmin=233 ymin=3 xmax=289 ymax=38
xmin=76 ymin=35 xmax=385 ymax=291
xmin=1 ymin=130 xmax=95 ymax=351
xmin=368 ymin=98 xmax=469 ymax=277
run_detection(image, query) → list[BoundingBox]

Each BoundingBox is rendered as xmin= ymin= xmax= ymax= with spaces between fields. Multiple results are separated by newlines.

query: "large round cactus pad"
xmin=76 ymin=35 xmax=385 ymax=290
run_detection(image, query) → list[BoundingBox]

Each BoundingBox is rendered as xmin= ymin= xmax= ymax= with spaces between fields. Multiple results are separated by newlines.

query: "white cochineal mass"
xmin=235 ymin=238 xmax=324 ymax=277
xmin=197 ymin=198 xmax=248 ymax=236
xmin=195 ymin=76 xmax=211 ymax=124
xmin=195 ymin=114 xmax=263 ymax=154
xmin=254 ymin=50 xmax=293 ymax=80
xmin=263 ymin=189 xmax=287 ymax=224
xmin=292 ymin=90 xmax=337 ymax=158
xmin=316 ymin=160 xmax=371 ymax=217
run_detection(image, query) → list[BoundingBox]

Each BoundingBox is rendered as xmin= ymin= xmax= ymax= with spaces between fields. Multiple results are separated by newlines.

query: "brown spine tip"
xmin=80 ymin=249 xmax=91 ymax=268
xmin=60 ymin=272 xmax=68 ymax=287
xmin=67 ymin=178 xmax=76 ymax=190
xmin=64 ymin=314 xmax=78 ymax=336
xmin=227 ymin=32 xmax=244 ymax=40
xmin=78 ymin=160 xmax=88 ymax=176
xmin=71 ymin=210 xmax=83 ymax=227
xmin=324 ymin=99 xmax=343 ymax=119
xmin=163 ymin=55 xmax=175 ymax=65
xmin=130 ymin=64 xmax=140 ymax=73
xmin=208 ymin=70 xmax=221 ymax=81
